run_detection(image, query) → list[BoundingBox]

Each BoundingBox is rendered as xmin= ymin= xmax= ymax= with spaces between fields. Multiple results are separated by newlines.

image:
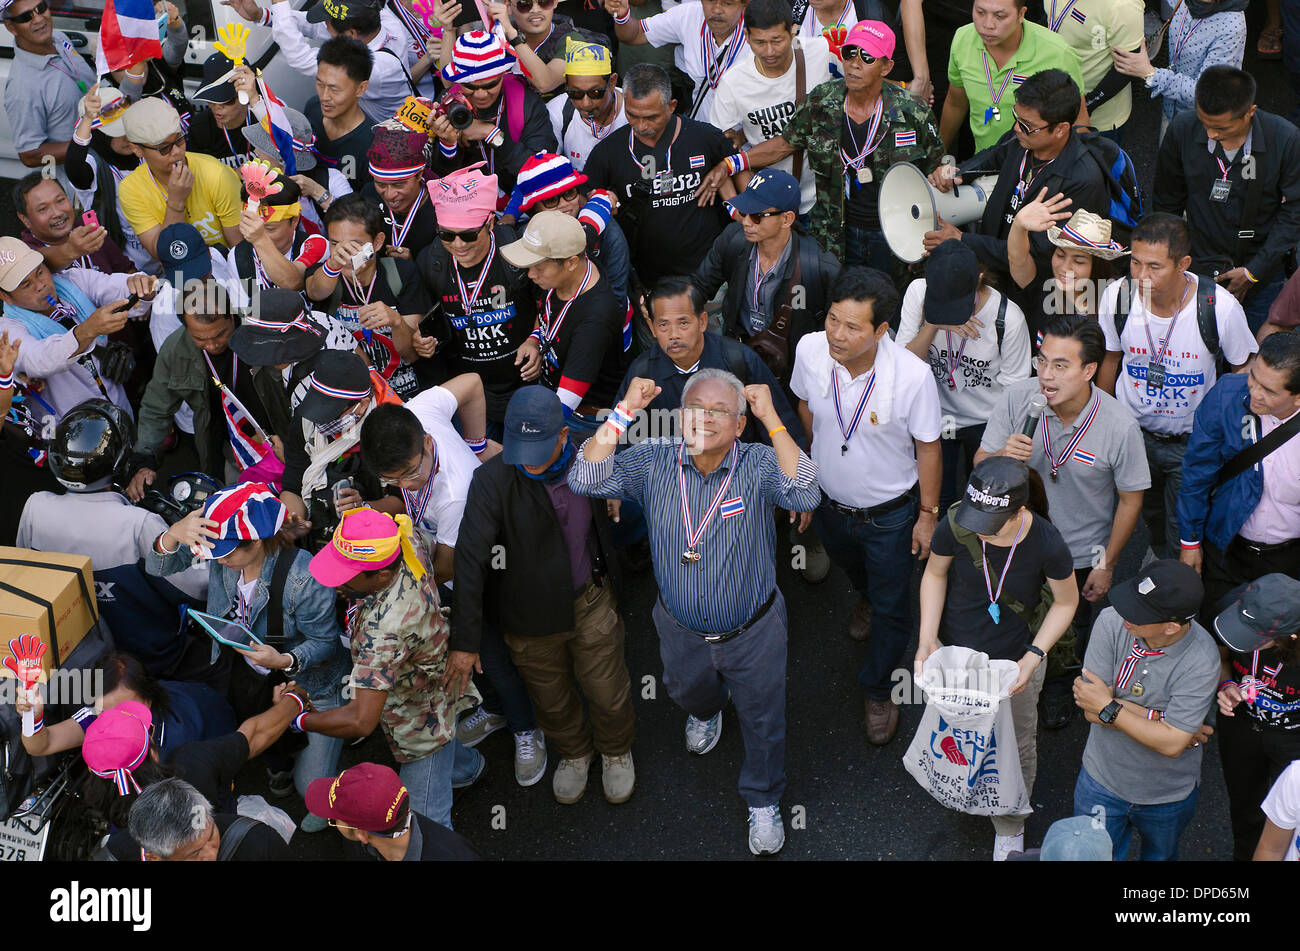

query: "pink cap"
xmin=82 ymin=701 xmax=154 ymax=796
xmin=308 ymin=507 xmax=404 ymax=589
xmin=428 ymin=163 xmax=499 ymax=230
xmin=843 ymin=20 xmax=895 ymax=59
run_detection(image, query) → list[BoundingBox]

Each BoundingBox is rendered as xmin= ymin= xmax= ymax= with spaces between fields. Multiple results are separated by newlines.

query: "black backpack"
xmin=1111 ymin=272 xmax=1223 ymax=373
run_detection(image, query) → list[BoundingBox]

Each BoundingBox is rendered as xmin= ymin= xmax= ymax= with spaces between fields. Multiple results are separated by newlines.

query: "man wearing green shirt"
xmin=941 ymin=0 xmax=1089 ymax=154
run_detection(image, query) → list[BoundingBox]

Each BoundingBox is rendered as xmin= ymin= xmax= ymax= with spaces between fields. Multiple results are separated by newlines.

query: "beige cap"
xmin=121 ymin=96 xmax=183 ymax=147
xmin=1046 ymin=209 xmax=1128 ymax=261
xmin=500 ymin=211 xmax=587 ymax=268
xmin=79 ymin=83 xmax=130 ymax=138
xmin=0 ymin=236 xmax=45 ymax=293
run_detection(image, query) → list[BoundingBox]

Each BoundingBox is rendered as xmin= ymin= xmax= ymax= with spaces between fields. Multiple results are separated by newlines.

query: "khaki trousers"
xmin=991 ymin=659 xmax=1046 ymax=838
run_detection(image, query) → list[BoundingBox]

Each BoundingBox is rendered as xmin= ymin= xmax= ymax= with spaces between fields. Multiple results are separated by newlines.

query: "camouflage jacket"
xmin=348 ymin=532 xmax=479 ymax=763
xmin=782 ymin=79 xmax=945 ymax=261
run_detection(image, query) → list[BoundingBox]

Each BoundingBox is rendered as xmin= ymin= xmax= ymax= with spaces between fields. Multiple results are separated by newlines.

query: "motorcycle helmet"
xmin=46 ymin=399 xmax=135 ymax=492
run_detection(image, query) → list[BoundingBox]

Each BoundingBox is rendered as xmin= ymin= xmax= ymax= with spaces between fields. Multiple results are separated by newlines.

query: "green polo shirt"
xmin=1046 ymin=0 xmax=1144 ymax=131
xmin=948 ymin=20 xmax=1085 ymax=152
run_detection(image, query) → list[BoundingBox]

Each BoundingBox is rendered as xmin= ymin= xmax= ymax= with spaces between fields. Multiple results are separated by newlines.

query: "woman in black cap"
xmin=916 ymin=456 xmax=1079 ymax=861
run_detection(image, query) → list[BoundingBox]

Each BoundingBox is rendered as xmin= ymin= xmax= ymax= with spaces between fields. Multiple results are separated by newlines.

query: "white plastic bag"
xmin=237 ymin=794 xmax=296 ymax=844
xmin=902 ymin=645 xmax=1030 ymax=817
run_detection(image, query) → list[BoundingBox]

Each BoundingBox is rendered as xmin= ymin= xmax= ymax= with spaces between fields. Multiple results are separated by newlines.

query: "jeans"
xmin=293 ymin=682 xmax=345 ymax=798
xmin=473 ymin=620 xmax=537 ymax=733
xmin=1140 ymin=431 xmax=1187 ymax=559
xmin=939 ymin=424 xmax=986 ymax=514
xmin=1243 ymin=271 xmax=1288 ymax=337
xmin=844 ymin=225 xmax=895 ymax=273
xmin=813 ymin=493 xmax=917 ymax=700
xmin=399 ymin=737 xmax=483 ymax=831
xmin=1073 ymin=764 xmax=1200 ymax=860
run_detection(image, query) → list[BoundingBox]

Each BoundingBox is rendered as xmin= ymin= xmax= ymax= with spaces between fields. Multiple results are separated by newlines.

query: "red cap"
xmin=305 ymin=762 xmax=410 ymax=833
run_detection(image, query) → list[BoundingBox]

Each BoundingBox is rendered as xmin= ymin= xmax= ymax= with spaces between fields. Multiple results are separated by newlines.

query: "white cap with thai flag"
xmin=441 ymin=30 xmax=516 ymax=84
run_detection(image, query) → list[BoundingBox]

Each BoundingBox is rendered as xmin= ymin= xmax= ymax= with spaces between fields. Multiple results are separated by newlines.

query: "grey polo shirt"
xmin=981 ymin=380 xmax=1151 ymax=569
xmin=1080 ymin=607 xmax=1220 ymax=804
xmin=4 ymin=30 xmax=95 ymax=154
xmin=742 ymin=237 xmax=794 ymax=335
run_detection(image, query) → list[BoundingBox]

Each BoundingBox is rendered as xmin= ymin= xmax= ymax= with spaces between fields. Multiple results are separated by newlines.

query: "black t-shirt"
xmin=360 ymin=182 xmax=441 ymax=257
xmin=540 ymin=271 xmax=625 ymax=409
xmin=167 ymin=731 xmax=250 ymax=813
xmin=305 ymin=97 xmax=374 ymax=191
xmin=1229 ymin=645 xmax=1300 ymax=730
xmin=842 ymin=116 xmax=881 ymax=230
xmin=308 ymin=257 xmax=431 ymax=401
xmin=417 ymin=225 xmax=539 ymax=422
xmin=346 ymin=811 xmax=480 ymax=861
xmin=929 ymin=513 xmax=1074 ymax=661
xmin=186 ymin=109 xmax=256 ymax=170
xmin=583 ymin=116 xmax=733 ymax=288
xmin=106 ymin=812 xmax=290 ymax=861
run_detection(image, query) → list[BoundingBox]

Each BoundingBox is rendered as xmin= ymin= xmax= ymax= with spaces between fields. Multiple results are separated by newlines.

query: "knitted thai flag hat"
xmin=441 ymin=30 xmax=517 ymax=84
xmin=517 ymin=152 xmax=588 ymax=211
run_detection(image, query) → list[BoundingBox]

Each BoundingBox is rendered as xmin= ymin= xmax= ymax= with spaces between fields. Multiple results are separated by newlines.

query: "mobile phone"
xmin=81 ymin=210 xmax=99 ymax=230
xmin=114 ymin=293 xmax=140 ymax=315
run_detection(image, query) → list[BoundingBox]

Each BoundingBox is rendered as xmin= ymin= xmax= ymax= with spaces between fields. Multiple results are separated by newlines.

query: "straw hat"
xmin=1046 ymin=209 xmax=1128 ymax=261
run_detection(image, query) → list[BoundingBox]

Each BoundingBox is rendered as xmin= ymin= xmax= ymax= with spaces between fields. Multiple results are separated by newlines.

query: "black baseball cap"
xmin=231 ymin=289 xmax=327 ymax=367
xmin=297 ymin=350 xmax=373 ymax=424
xmin=306 ymin=0 xmax=381 ymax=23
xmin=953 ymin=457 xmax=1030 ymax=535
xmin=1109 ymin=560 xmax=1204 ymax=626
xmin=157 ymin=223 xmax=213 ymax=288
xmin=193 ymin=50 xmax=238 ymax=104
xmin=502 ymin=386 xmax=565 ymax=467
xmin=1213 ymin=574 xmax=1300 ymax=653
xmin=923 ymin=239 xmax=980 ymax=326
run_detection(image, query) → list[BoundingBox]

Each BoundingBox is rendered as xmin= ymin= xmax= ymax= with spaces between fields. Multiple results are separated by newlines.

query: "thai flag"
xmin=98 ymin=0 xmax=163 ymax=72
xmin=219 ymin=386 xmax=273 ymax=470
xmin=1012 ymin=74 xmax=1029 ymax=85
xmin=720 ymin=496 xmax=745 ymax=518
xmin=895 ymin=131 xmax=916 ymax=147
xmin=1070 ymin=8 xmax=1087 ymax=23
xmin=621 ymin=301 xmax=632 ymax=353
xmin=690 ymin=155 xmax=707 ymax=169
xmin=1072 ymin=448 xmax=1096 ymax=467
xmin=256 ymin=74 xmax=298 ymax=176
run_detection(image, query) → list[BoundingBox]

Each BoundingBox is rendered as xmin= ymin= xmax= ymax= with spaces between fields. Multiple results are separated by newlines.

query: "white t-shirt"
xmin=895 ymin=282 xmax=1032 ymax=430
xmin=641 ymin=2 xmax=749 ymax=121
xmin=796 ymin=0 xmax=862 ymax=40
xmin=1262 ymin=759 xmax=1300 ymax=861
xmin=790 ymin=331 xmax=944 ymax=508
xmin=547 ymin=89 xmax=630 ymax=172
xmin=709 ymin=37 xmax=837 ymax=215
xmin=1099 ymin=276 xmax=1257 ymax=435
xmin=401 ymin=386 xmax=481 ymax=550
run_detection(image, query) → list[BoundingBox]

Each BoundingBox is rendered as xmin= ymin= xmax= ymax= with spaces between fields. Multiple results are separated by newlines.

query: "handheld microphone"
xmin=1021 ymin=393 xmax=1049 ymax=438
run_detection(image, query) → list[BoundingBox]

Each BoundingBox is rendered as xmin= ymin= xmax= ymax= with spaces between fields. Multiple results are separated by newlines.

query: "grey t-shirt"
xmin=981 ymin=380 xmax=1152 ymax=568
xmin=1080 ymin=608 xmax=1221 ymax=804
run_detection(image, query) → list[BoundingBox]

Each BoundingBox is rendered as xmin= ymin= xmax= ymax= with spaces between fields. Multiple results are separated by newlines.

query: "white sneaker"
xmin=514 ymin=730 xmax=547 ymax=787
xmin=685 ymin=711 xmax=722 ymax=755
xmin=993 ymin=832 xmax=1024 ymax=862
xmin=457 ymin=707 xmax=507 ymax=748
xmin=552 ymin=753 xmax=593 ymax=805
xmin=748 ymin=805 xmax=785 ymax=855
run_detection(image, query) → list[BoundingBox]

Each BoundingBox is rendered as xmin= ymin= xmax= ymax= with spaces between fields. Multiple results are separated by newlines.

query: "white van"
xmin=0 ymin=0 xmax=319 ymax=180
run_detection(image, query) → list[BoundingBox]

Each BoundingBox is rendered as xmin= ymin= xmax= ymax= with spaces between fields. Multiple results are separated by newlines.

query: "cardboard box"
xmin=0 ymin=547 xmax=98 ymax=679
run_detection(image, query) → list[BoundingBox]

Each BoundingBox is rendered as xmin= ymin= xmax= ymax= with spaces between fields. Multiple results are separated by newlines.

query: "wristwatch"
xmin=922 ymin=504 xmax=940 ymax=516
xmin=1099 ymin=700 xmax=1122 ymax=724
xmin=508 ymin=32 xmax=528 ymax=46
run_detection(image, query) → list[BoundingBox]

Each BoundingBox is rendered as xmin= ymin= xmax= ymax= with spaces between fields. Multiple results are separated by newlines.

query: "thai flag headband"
xmin=1059 ymin=224 xmax=1125 ymax=254
xmin=243 ymin=312 xmax=322 ymax=337
xmin=368 ymin=161 xmax=428 ymax=181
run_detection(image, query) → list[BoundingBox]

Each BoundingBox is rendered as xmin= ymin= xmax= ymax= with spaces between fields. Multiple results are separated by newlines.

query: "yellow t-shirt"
xmin=118 ymin=151 xmax=242 ymax=247
xmin=1045 ymin=0 xmax=1144 ymax=131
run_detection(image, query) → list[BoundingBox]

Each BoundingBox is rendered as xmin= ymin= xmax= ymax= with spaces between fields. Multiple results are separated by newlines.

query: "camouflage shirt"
xmin=782 ymin=79 xmax=945 ymax=260
xmin=347 ymin=532 xmax=479 ymax=763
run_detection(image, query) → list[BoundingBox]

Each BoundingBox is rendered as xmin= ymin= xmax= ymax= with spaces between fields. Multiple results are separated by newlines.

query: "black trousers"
xmin=1201 ymin=536 xmax=1300 ymax=627
xmin=1217 ymin=710 xmax=1300 ymax=860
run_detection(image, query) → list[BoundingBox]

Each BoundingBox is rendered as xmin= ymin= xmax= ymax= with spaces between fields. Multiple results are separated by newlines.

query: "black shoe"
xmin=267 ymin=768 xmax=295 ymax=799
xmin=1039 ymin=680 xmax=1074 ymax=731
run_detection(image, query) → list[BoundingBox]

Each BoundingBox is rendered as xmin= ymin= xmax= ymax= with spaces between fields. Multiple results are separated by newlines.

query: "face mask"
xmin=157 ymin=11 xmax=169 ymax=39
xmin=516 ymin=439 xmax=574 ymax=483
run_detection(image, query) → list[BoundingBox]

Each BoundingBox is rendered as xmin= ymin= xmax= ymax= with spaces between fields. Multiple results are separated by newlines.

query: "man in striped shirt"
xmin=568 ymin=369 xmax=820 ymax=855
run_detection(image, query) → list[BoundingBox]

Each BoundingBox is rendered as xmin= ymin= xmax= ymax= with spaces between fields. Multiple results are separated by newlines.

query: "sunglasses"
xmin=513 ymin=0 xmax=555 ymax=10
xmin=840 ymin=47 xmax=880 ymax=64
xmin=462 ymin=77 xmax=503 ymax=92
xmin=736 ymin=209 xmax=786 ymax=223
xmin=537 ymin=188 xmax=579 ymax=210
xmin=1013 ymin=112 xmax=1052 ymax=135
xmin=438 ymin=223 xmax=488 ymax=243
xmin=565 ymin=85 xmax=608 ymax=102
xmin=5 ymin=0 xmax=49 ymax=24
xmin=145 ymin=135 xmax=186 ymax=156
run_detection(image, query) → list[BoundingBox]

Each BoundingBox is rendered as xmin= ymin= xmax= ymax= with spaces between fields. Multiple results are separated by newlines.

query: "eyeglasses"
xmin=513 ymin=0 xmax=555 ymax=10
xmin=438 ymin=223 xmax=487 ymax=243
xmin=565 ymin=85 xmax=608 ymax=102
xmin=736 ymin=209 xmax=785 ymax=223
xmin=683 ymin=406 xmax=742 ymax=420
xmin=5 ymin=1 xmax=49 ymax=24
xmin=1013 ymin=112 xmax=1052 ymax=136
xmin=1032 ymin=356 xmax=1074 ymax=373
xmin=537 ymin=188 xmax=579 ymax=210
xmin=145 ymin=135 xmax=186 ymax=156
xmin=840 ymin=47 xmax=880 ymax=64
xmin=379 ymin=444 xmax=431 ymax=488
xmin=330 ymin=814 xmax=413 ymax=837
xmin=462 ymin=77 xmax=503 ymax=93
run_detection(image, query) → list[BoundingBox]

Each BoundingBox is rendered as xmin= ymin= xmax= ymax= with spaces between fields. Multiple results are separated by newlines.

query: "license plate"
xmin=0 ymin=816 xmax=50 ymax=861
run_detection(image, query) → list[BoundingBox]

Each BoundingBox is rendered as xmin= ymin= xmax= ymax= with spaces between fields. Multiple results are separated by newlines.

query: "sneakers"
xmin=601 ymin=751 xmax=635 ymax=804
xmin=267 ymin=768 xmax=294 ymax=799
xmin=514 ymin=729 xmax=547 ymax=787
xmin=451 ymin=747 xmax=487 ymax=789
xmin=300 ymin=812 xmax=328 ymax=834
xmin=748 ymin=805 xmax=785 ymax=855
xmin=552 ymin=752 xmax=593 ymax=804
xmin=994 ymin=832 xmax=1024 ymax=861
xmin=685 ymin=711 xmax=723 ymax=755
xmin=457 ymin=706 xmax=508 ymax=748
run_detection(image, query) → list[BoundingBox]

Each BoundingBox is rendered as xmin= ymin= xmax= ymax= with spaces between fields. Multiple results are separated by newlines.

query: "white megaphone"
xmin=879 ymin=162 xmax=999 ymax=264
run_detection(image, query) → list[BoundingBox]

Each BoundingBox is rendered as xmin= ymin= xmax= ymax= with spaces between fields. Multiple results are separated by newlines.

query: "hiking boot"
xmin=748 ymin=805 xmax=785 ymax=855
xmin=513 ymin=729 xmax=547 ymax=787
xmin=865 ymin=698 xmax=899 ymax=746
xmin=552 ymin=753 xmax=593 ymax=804
xmin=848 ymin=599 xmax=871 ymax=641
xmin=601 ymin=751 xmax=635 ymax=804
xmin=457 ymin=706 xmax=507 ymax=748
